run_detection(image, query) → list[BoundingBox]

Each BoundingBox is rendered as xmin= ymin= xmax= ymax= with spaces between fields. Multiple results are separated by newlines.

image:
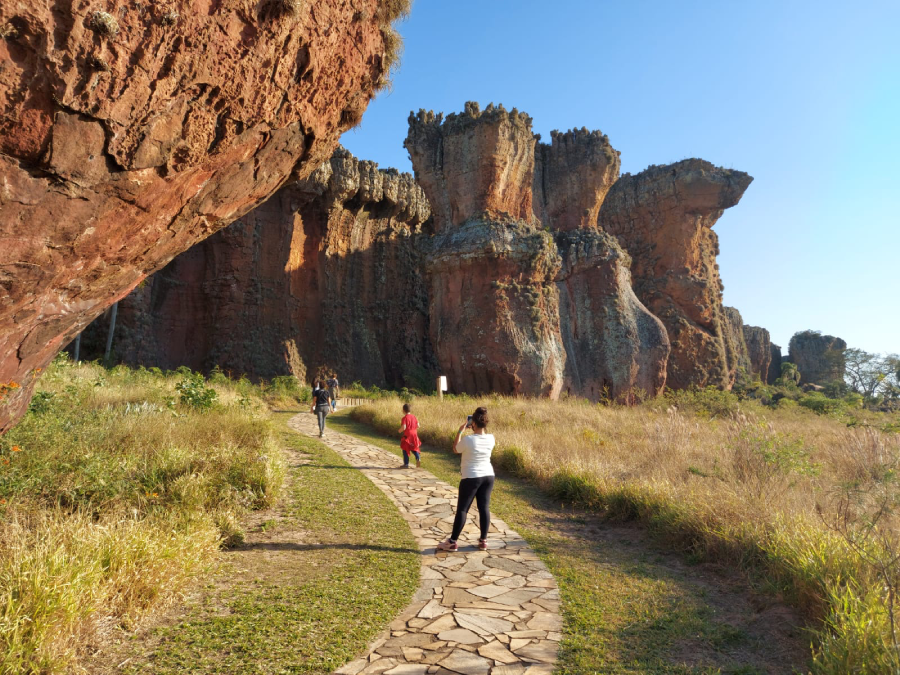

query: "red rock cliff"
xmin=407 ymin=103 xmax=669 ymax=399
xmin=0 ymin=0 xmax=398 ymax=432
xmin=598 ymin=160 xmax=753 ymax=390
xmin=406 ymin=104 xmax=566 ymax=396
xmin=73 ymin=148 xmax=436 ymax=389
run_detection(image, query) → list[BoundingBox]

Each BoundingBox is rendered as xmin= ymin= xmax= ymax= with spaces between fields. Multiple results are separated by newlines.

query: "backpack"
xmin=314 ymin=388 xmax=330 ymax=407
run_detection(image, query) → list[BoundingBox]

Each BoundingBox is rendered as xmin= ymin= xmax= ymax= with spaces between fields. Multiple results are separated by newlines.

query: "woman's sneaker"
xmin=415 ymin=458 xmax=421 ymax=468
xmin=436 ymin=539 xmax=458 ymax=552
xmin=478 ymin=539 xmax=488 ymax=550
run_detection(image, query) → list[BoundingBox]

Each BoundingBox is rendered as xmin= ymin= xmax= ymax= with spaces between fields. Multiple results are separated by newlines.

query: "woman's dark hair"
xmin=472 ymin=407 xmax=488 ymax=429
xmin=403 ymin=403 xmax=411 ymax=413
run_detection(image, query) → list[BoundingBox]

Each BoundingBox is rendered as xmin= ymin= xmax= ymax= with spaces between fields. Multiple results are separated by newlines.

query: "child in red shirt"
xmin=398 ymin=403 xmax=422 ymax=468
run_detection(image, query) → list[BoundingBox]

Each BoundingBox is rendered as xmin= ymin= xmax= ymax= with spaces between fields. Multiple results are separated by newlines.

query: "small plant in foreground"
xmin=176 ymin=372 xmax=218 ymax=410
xmin=729 ymin=422 xmax=818 ymax=501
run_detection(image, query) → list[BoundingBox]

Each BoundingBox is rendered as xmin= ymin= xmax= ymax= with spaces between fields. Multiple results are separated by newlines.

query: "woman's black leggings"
xmin=450 ymin=475 xmax=495 ymax=541
xmin=316 ymin=405 xmax=329 ymax=434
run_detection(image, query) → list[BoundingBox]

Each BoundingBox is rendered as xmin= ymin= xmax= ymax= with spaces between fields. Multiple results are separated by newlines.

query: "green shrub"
xmin=175 ymin=372 xmax=218 ymax=410
xmin=664 ymin=386 xmax=741 ymax=418
xmin=799 ymin=392 xmax=848 ymax=417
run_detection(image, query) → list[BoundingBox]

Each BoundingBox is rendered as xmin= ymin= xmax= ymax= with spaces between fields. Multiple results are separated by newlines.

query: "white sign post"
xmin=437 ymin=375 xmax=448 ymax=399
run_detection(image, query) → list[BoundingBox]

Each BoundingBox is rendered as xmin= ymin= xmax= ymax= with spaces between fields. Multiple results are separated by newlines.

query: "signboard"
xmin=438 ymin=376 xmax=448 ymax=392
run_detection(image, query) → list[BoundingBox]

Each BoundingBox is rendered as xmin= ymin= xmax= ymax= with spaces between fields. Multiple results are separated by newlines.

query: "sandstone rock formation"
xmin=742 ymin=324 xmax=774 ymax=383
xmin=533 ymin=128 xmax=620 ymax=231
xmin=723 ymin=306 xmax=751 ymax=379
xmin=788 ymin=330 xmax=847 ymax=385
xmin=406 ymin=104 xmax=565 ymax=396
xmin=555 ymin=229 xmax=669 ymax=400
xmin=598 ymin=161 xmax=753 ymax=390
xmin=0 ymin=0 xmax=399 ymax=432
xmin=72 ymin=148 xmax=436 ymax=390
xmin=70 ymin=101 xmax=768 ymax=404
xmin=406 ymin=104 xmax=669 ymax=399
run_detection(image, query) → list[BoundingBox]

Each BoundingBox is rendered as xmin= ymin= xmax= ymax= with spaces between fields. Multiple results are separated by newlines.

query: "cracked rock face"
xmin=555 ymin=229 xmax=669 ymax=400
xmin=70 ymin=148 xmax=437 ymax=390
xmin=0 ymin=0 xmax=390 ymax=432
xmin=406 ymin=104 xmax=566 ymax=397
xmin=599 ymin=160 xmax=753 ymax=390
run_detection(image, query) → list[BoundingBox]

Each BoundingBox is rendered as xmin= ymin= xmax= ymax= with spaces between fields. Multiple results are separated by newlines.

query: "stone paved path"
xmin=288 ymin=413 xmax=561 ymax=675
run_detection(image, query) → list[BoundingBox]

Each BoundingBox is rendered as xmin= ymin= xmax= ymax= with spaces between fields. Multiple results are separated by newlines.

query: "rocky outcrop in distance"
xmin=788 ymin=330 xmax=847 ymax=385
xmin=768 ymin=343 xmax=783 ymax=385
xmin=0 ymin=0 xmax=400 ymax=432
xmin=598 ymin=162 xmax=753 ymax=390
xmin=743 ymin=324 xmax=775 ymax=383
xmin=74 ymin=102 xmax=767 ymax=403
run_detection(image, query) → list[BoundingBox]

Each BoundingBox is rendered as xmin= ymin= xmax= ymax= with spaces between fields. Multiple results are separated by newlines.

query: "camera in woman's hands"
xmin=466 ymin=415 xmax=473 ymax=428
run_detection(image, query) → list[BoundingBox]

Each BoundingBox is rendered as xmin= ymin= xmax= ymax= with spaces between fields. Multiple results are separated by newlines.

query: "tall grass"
xmin=0 ymin=358 xmax=284 ymax=673
xmin=352 ymin=393 xmax=900 ymax=673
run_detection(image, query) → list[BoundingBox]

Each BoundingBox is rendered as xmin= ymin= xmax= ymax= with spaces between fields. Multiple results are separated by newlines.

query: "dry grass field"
xmin=353 ymin=391 xmax=900 ymax=673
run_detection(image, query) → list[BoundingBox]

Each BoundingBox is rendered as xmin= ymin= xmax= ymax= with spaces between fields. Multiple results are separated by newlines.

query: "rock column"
xmin=598 ymin=160 xmax=753 ymax=389
xmin=406 ymin=104 xmax=566 ymax=396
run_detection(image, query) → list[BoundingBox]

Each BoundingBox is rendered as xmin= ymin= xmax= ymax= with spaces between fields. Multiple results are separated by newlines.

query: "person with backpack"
xmin=310 ymin=379 xmax=333 ymax=438
xmin=327 ymin=373 xmax=340 ymax=412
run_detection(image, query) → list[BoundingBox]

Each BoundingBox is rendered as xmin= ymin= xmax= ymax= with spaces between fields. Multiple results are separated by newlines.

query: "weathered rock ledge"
xmin=0 ymin=0 xmax=399 ymax=432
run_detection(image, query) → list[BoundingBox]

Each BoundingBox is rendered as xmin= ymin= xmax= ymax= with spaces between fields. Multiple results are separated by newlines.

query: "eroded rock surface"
xmin=723 ymin=306 xmax=750 ymax=380
xmin=768 ymin=343 xmax=783 ymax=385
xmin=743 ymin=324 xmax=774 ymax=383
xmin=598 ymin=160 xmax=753 ymax=389
xmin=556 ymin=230 xmax=669 ymax=400
xmin=788 ymin=330 xmax=847 ymax=385
xmin=0 ymin=0 xmax=396 ymax=431
xmin=533 ymin=127 xmax=620 ymax=231
xmin=407 ymin=103 xmax=668 ymax=399
xmin=73 ymin=148 xmax=437 ymax=390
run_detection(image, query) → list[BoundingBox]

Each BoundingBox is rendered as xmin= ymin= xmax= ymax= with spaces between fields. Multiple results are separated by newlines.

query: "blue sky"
xmin=342 ymin=0 xmax=900 ymax=355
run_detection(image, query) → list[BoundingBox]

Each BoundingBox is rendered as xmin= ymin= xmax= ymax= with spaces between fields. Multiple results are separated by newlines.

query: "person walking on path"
xmin=310 ymin=380 xmax=333 ymax=438
xmin=437 ymin=407 xmax=495 ymax=551
xmin=327 ymin=373 xmax=340 ymax=412
xmin=398 ymin=402 xmax=422 ymax=469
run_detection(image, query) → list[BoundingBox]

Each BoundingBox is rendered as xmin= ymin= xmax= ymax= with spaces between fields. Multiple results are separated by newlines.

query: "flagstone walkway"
xmin=288 ymin=413 xmax=561 ymax=675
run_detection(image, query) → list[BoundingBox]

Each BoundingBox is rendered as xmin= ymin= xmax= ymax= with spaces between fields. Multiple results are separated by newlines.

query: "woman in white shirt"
xmin=437 ymin=407 xmax=495 ymax=551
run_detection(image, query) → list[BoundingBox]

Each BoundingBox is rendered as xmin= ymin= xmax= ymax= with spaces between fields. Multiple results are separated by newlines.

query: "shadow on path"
xmin=237 ymin=541 xmax=420 ymax=554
